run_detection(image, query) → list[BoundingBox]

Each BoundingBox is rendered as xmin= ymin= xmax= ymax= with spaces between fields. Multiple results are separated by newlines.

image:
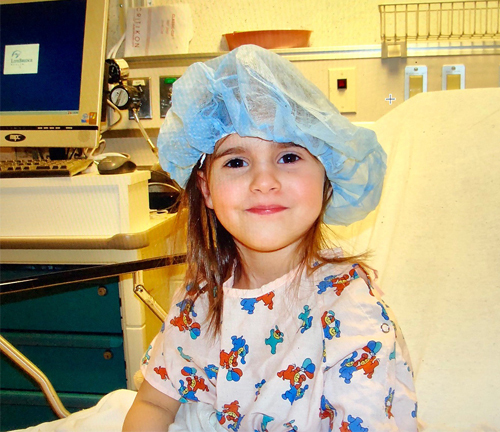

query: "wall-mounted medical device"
xmin=106 ymin=59 xmax=143 ymax=111
xmin=105 ymin=59 xmax=157 ymax=155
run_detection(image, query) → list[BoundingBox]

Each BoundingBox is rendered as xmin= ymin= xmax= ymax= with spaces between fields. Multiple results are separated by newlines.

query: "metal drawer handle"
xmin=97 ymin=286 xmax=108 ymax=296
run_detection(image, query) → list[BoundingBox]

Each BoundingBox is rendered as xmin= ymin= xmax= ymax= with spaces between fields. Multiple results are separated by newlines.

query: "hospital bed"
xmin=1 ymin=87 xmax=499 ymax=432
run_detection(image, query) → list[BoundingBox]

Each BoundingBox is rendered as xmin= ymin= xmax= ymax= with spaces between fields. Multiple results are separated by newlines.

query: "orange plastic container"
xmin=224 ymin=30 xmax=312 ymax=50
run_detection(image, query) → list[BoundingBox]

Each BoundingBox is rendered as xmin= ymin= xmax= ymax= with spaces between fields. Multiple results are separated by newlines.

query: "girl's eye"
xmin=224 ymin=158 xmax=247 ymax=168
xmin=279 ymin=153 xmax=301 ymax=164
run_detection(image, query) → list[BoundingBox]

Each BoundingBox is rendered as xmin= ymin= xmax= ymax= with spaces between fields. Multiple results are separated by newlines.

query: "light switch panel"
xmin=442 ymin=65 xmax=465 ymax=90
xmin=328 ymin=67 xmax=356 ymax=113
xmin=405 ymin=66 xmax=427 ymax=100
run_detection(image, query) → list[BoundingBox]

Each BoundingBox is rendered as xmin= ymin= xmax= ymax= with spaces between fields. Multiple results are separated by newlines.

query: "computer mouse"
xmin=97 ymin=154 xmax=136 ymax=175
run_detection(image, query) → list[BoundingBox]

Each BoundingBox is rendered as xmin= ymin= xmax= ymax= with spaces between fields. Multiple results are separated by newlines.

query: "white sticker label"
xmin=4 ymin=44 xmax=40 ymax=75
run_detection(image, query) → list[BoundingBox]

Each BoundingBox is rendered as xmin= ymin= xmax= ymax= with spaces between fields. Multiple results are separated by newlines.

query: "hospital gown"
xmin=142 ymin=257 xmax=418 ymax=431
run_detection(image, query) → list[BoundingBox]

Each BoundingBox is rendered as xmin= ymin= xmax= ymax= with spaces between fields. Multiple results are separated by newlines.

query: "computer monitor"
xmin=0 ymin=0 xmax=109 ymax=150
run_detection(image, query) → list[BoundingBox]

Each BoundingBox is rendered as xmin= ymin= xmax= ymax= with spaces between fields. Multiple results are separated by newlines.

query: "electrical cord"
xmin=107 ymin=32 xmax=126 ymax=60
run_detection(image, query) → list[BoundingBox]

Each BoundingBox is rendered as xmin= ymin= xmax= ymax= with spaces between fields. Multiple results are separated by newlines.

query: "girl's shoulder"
xmin=310 ymin=250 xmax=376 ymax=297
xmin=167 ymin=282 xmax=212 ymax=319
xmin=310 ymin=260 xmax=359 ymax=288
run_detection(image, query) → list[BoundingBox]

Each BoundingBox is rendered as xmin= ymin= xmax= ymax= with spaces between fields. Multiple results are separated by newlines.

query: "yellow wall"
xmin=107 ymin=0 xmax=385 ymax=54
xmin=102 ymin=1 xmax=499 ymax=153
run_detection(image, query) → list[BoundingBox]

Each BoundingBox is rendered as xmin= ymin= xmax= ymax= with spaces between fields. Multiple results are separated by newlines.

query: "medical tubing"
xmin=134 ymin=284 xmax=167 ymax=322
xmin=132 ymin=270 xmax=167 ymax=322
xmin=0 ymin=334 xmax=70 ymax=418
xmin=132 ymin=108 xmax=158 ymax=155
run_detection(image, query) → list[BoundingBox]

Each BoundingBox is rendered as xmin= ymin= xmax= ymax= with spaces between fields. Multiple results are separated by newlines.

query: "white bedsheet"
xmin=10 ymin=390 xmax=136 ymax=432
xmin=10 ymin=390 xmax=227 ymax=432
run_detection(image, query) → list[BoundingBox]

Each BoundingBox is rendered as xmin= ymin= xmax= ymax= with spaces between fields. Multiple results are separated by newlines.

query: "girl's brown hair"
xmin=174 ymin=153 xmax=365 ymax=338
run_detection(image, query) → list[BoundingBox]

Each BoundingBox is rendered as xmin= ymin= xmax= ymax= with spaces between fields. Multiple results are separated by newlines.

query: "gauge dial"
xmin=110 ymin=86 xmax=131 ymax=109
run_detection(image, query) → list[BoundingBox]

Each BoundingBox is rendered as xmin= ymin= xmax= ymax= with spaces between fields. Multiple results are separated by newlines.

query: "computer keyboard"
xmin=0 ymin=159 xmax=94 ymax=178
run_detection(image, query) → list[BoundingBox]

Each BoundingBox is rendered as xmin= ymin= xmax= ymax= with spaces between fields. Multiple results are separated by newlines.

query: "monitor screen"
xmin=0 ymin=0 xmax=109 ymax=149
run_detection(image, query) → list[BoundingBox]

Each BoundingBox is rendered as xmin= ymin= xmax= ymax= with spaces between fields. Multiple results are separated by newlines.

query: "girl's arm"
xmin=123 ymin=380 xmax=181 ymax=432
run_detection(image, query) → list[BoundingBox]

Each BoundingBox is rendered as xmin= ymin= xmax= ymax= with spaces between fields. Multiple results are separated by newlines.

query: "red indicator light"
xmin=337 ymin=78 xmax=347 ymax=89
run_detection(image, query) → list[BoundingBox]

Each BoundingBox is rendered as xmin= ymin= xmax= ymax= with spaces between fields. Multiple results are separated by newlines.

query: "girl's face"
xmin=198 ymin=134 xmax=326 ymax=256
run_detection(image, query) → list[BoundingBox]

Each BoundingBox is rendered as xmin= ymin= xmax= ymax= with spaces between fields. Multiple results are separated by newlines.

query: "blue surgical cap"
xmin=157 ymin=44 xmax=386 ymax=226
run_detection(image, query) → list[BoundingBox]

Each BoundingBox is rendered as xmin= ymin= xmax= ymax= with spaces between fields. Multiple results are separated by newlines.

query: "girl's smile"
xmin=245 ymin=205 xmax=288 ymax=215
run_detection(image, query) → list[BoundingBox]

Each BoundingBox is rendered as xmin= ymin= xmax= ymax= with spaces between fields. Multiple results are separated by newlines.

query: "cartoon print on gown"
xmin=142 ymin=261 xmax=418 ymax=431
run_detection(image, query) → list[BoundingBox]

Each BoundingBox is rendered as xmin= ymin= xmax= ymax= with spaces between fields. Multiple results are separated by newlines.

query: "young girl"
xmin=123 ymin=45 xmax=417 ymax=432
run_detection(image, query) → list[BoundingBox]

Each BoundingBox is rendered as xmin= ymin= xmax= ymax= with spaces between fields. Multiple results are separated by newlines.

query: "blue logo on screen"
xmin=11 ymin=50 xmax=21 ymax=59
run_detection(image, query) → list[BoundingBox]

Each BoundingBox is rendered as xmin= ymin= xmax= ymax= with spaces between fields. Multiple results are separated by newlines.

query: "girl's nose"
xmin=249 ymin=164 xmax=281 ymax=193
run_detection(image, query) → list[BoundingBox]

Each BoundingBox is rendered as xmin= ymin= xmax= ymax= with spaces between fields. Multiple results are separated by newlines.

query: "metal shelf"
xmin=379 ymin=0 xmax=500 ymax=57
